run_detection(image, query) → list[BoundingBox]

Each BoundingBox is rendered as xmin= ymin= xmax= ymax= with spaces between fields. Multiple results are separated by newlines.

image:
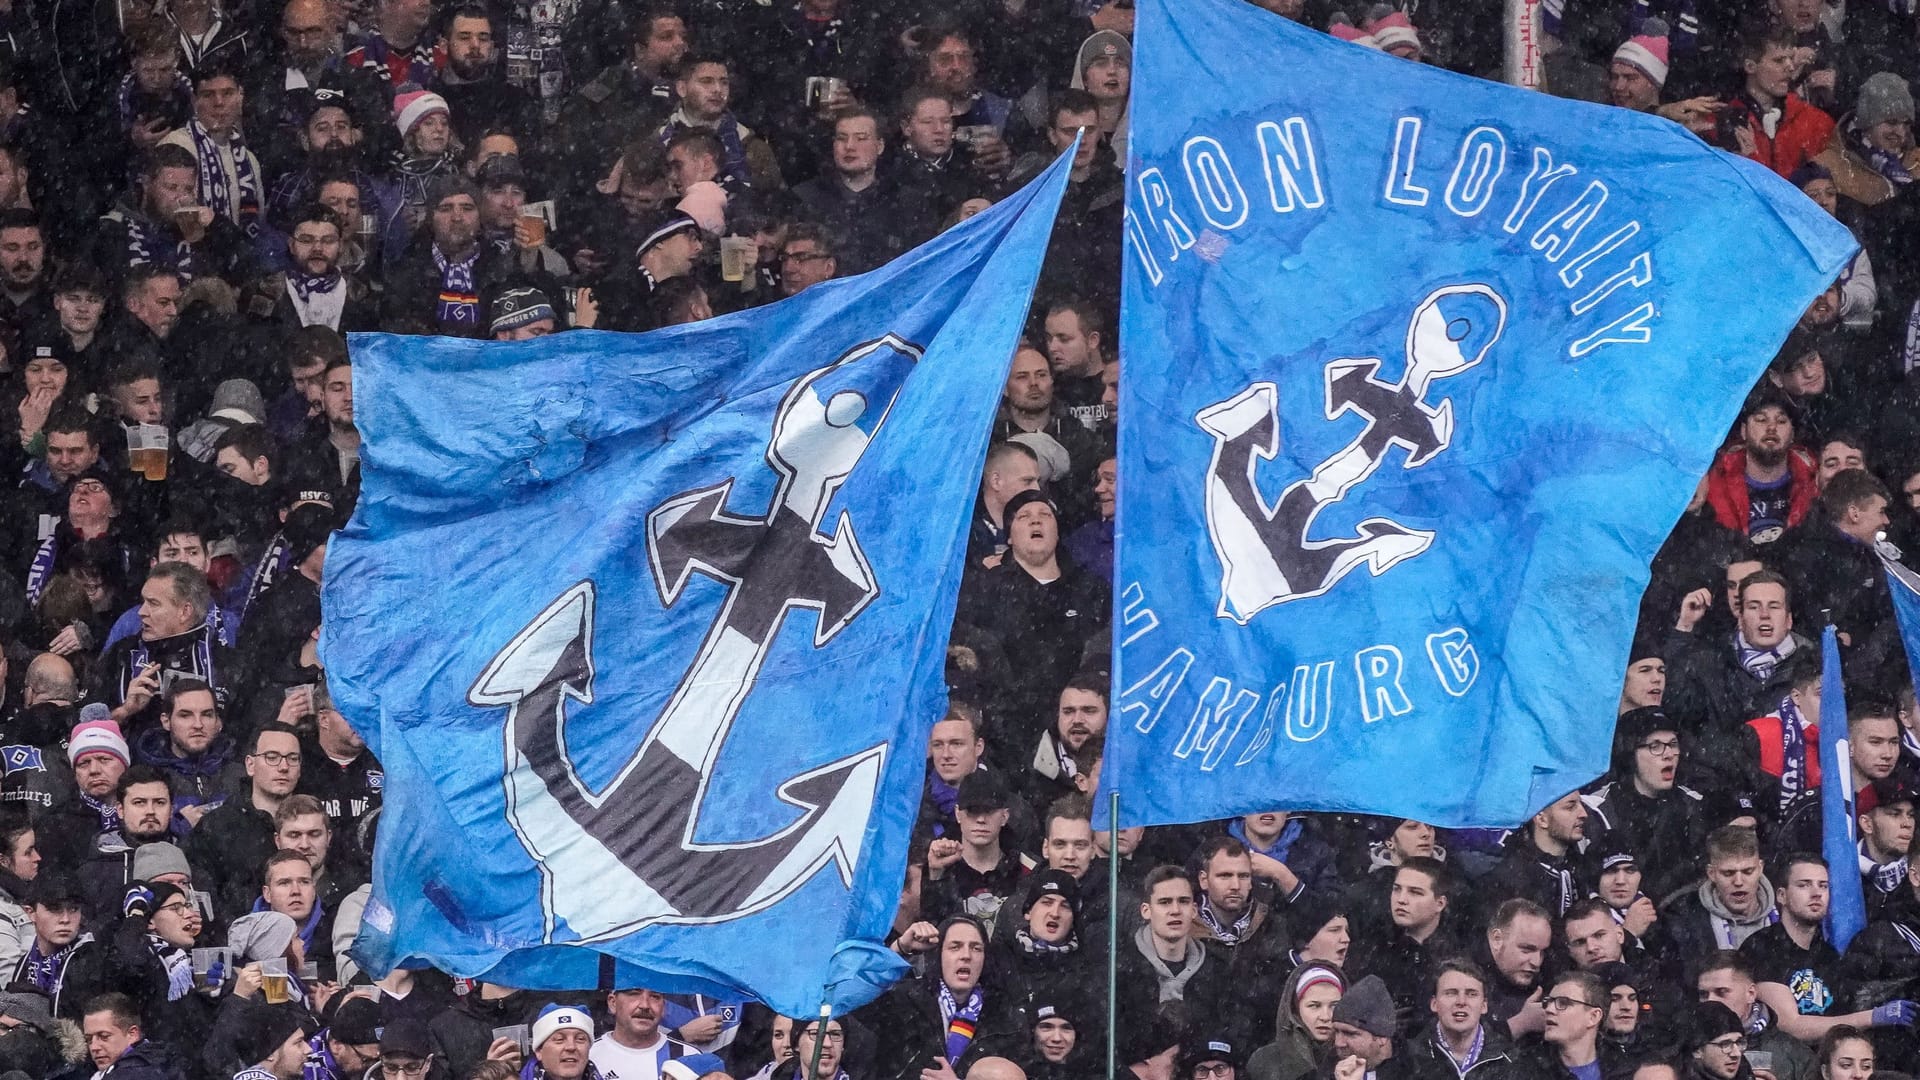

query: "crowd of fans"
xmin=0 ymin=0 xmax=1907 ymax=1079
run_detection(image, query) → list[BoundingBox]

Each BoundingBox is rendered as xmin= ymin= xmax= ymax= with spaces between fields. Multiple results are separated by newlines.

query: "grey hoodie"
xmin=1698 ymin=874 xmax=1779 ymax=948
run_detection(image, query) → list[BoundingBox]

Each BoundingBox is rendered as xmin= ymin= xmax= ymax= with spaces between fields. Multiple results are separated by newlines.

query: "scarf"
xmin=125 ymin=622 xmax=219 ymax=704
xmin=114 ymin=207 xmax=197 ymax=282
xmin=661 ymin=110 xmax=752 ymax=189
xmin=185 ymin=120 xmax=261 ymax=233
xmin=1852 ymin=121 xmax=1916 ymax=186
xmin=937 ymin=982 xmax=982 ymax=1062
xmin=80 ymin=792 xmax=121 ymax=834
xmin=149 ymin=934 xmax=194 ymax=1000
xmin=1195 ymin=894 xmax=1252 ymax=945
xmin=1014 ymin=927 xmax=1078 ymax=956
xmin=1228 ymin=816 xmax=1303 ymax=865
xmin=1862 ymin=840 xmax=1906 ymax=894
xmin=1778 ymin=695 xmax=1810 ymax=805
xmin=1134 ymin=924 xmax=1204 ymax=1002
xmin=22 ymin=934 xmax=87 ymax=994
xmin=116 ymin=71 xmax=192 ymax=132
xmin=1736 ymin=631 xmax=1797 ymax=681
xmin=350 ymin=31 xmax=438 ymax=87
xmin=433 ymin=246 xmax=480 ymax=327
xmin=289 ymin=270 xmax=341 ymax=304
xmin=1434 ymin=1024 xmax=1485 ymax=1076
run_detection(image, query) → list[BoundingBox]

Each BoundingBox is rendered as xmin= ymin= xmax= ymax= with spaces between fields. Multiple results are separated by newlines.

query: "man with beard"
xmin=1581 ymin=709 xmax=1708 ymax=899
xmin=241 ymin=204 xmax=375 ymax=332
xmin=1028 ymin=676 xmax=1107 ymax=816
xmin=245 ymin=0 xmax=388 ymax=178
xmin=96 ymin=144 xmax=254 ymax=286
xmin=379 ymin=176 xmax=517 ymax=337
xmin=77 ymin=765 xmax=179 ymax=912
xmin=0 ymin=210 xmax=49 ymax=356
xmin=433 ymin=6 xmax=538 ymax=146
xmin=591 ymin=989 xmax=688 ymax=1080
xmin=1705 ymin=394 xmax=1817 ymax=546
xmin=1482 ymin=790 xmax=1587 ymax=918
xmin=653 ymin=55 xmax=782 ymax=193
xmin=262 ymin=90 xmax=394 ymax=266
xmin=991 ymin=344 xmax=1096 ymax=512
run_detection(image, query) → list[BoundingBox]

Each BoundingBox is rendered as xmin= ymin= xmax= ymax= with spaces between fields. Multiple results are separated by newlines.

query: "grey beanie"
xmin=1332 ymin=974 xmax=1396 ymax=1038
xmin=228 ymin=910 xmax=297 ymax=963
xmin=1858 ymin=72 xmax=1915 ymax=129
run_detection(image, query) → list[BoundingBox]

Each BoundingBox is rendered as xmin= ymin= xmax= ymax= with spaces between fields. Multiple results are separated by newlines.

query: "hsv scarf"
xmin=185 ymin=120 xmax=261 ymax=234
xmin=433 ymin=247 xmax=480 ymax=327
xmin=1195 ymin=894 xmax=1252 ymax=945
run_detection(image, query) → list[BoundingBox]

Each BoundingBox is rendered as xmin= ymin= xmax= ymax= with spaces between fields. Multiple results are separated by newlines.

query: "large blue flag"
xmin=1818 ymin=624 xmax=1866 ymax=951
xmin=1101 ymin=0 xmax=1857 ymax=828
xmin=319 ymin=152 xmax=1072 ymax=1016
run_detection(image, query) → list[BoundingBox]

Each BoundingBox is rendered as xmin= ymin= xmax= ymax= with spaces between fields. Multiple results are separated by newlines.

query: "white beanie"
xmin=531 ymin=1004 xmax=594 ymax=1050
xmin=68 ymin=719 xmax=129 ymax=766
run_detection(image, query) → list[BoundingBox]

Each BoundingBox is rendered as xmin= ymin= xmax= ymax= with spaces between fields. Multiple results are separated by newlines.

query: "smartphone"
xmin=1745 ymin=1051 xmax=1772 ymax=1074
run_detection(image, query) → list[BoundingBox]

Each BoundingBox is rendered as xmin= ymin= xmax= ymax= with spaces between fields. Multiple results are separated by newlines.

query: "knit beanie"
xmin=393 ymin=89 xmax=450 ymax=139
xmin=1857 ymin=72 xmax=1915 ymax=130
xmin=531 ymin=1004 xmax=593 ymax=1050
xmin=68 ymin=719 xmax=129 ymax=767
xmin=1613 ymin=18 xmax=1671 ymax=87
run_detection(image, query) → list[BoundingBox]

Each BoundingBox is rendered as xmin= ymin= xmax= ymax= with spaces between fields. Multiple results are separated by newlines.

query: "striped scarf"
xmin=433 ymin=246 xmax=480 ymax=327
xmin=185 ymin=120 xmax=261 ymax=233
xmin=938 ymin=983 xmax=981 ymax=1062
xmin=1778 ymin=695 xmax=1810 ymax=805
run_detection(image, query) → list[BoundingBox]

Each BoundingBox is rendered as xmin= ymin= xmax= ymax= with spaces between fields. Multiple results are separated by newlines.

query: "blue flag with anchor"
xmin=1099 ymin=0 xmax=1857 ymax=828
xmin=319 ymin=151 xmax=1072 ymax=1015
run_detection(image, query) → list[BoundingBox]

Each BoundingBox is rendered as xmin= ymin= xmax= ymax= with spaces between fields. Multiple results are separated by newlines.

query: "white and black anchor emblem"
xmin=1197 ymin=284 xmax=1507 ymax=624
xmin=469 ymin=335 xmax=922 ymax=939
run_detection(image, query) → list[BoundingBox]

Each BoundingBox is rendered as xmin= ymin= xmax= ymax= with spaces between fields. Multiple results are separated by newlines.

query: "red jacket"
xmin=1729 ymin=93 xmax=1837 ymax=178
xmin=1704 ymin=445 xmax=1817 ymax=536
xmin=1746 ymin=711 xmax=1821 ymax=787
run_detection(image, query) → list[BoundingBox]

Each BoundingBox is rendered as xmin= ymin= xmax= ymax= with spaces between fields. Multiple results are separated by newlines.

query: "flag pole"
xmin=807 ymin=1002 xmax=831 ymax=1080
xmin=1106 ymin=788 xmax=1120 ymax=1080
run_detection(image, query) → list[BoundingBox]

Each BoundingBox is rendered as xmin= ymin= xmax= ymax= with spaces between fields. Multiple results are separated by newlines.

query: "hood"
xmin=1273 ymin=961 xmax=1346 ymax=1041
xmin=1070 ymin=30 xmax=1131 ymax=88
xmin=1698 ymin=873 xmax=1778 ymax=926
xmin=133 ymin=724 xmax=236 ymax=777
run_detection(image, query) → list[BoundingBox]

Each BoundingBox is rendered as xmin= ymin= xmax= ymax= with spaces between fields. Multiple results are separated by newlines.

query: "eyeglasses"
xmin=382 ymin=1059 xmax=430 ymax=1076
xmin=1193 ymin=1065 xmax=1234 ymax=1079
xmin=1541 ymin=996 xmax=1601 ymax=1012
xmin=251 ymin=751 xmax=302 ymax=767
xmin=1637 ymin=738 xmax=1680 ymax=755
xmin=782 ymin=251 xmax=831 ymax=264
xmin=802 ymin=1030 xmax=844 ymax=1043
xmin=1705 ymin=1036 xmax=1747 ymax=1054
xmin=156 ymin=901 xmax=195 ymax=915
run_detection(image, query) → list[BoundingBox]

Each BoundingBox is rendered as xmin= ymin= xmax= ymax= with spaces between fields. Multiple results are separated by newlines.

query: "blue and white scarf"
xmin=123 ymin=621 xmax=220 ymax=703
xmin=1434 ymin=1023 xmax=1485 ymax=1075
xmin=21 ymin=934 xmax=88 ymax=994
xmin=116 ymin=71 xmax=193 ymax=132
xmin=185 ymin=119 xmax=261 ymax=233
xmin=1195 ymin=894 xmax=1252 ymax=945
xmin=1779 ymin=695 xmax=1810 ymax=806
xmin=1737 ymin=631 xmax=1797 ymax=681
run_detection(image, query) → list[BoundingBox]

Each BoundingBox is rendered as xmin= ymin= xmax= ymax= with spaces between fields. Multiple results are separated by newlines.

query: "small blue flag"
xmin=1819 ymin=623 xmax=1866 ymax=950
xmin=319 ymin=151 xmax=1073 ymax=1016
xmin=1101 ymin=0 xmax=1857 ymax=828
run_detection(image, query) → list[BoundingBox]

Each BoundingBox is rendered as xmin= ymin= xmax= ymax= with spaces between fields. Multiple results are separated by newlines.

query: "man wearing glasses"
xmin=188 ymin=722 xmax=303 ymax=919
xmin=791 ymin=1017 xmax=845 ymax=1080
xmin=1178 ymin=1036 xmax=1241 ymax=1080
xmin=1679 ymin=1002 xmax=1777 ymax=1080
xmin=777 ymin=225 xmax=838 ymax=299
xmin=376 ymin=1019 xmax=447 ymax=1080
xmin=1525 ymin=971 xmax=1628 ymax=1080
xmin=1581 ymin=707 xmax=1708 ymax=900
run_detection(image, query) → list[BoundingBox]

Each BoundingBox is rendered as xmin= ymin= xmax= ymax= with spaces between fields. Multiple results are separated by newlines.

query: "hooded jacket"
xmin=1068 ymin=31 xmax=1130 ymax=160
xmin=1246 ymin=963 xmax=1346 ymax=1080
xmin=1581 ymin=713 xmax=1709 ymax=900
xmin=429 ymin=987 xmax=540 ymax=1080
xmin=1663 ymin=875 xmax=1781 ymax=959
xmin=1704 ymin=445 xmax=1817 ymax=540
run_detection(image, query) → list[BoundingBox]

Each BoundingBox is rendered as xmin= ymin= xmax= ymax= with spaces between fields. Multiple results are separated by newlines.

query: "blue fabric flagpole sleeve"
xmin=1820 ymin=624 xmax=1866 ymax=951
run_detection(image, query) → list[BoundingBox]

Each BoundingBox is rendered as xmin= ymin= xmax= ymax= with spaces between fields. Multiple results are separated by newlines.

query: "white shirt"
xmin=590 ymin=1034 xmax=671 ymax=1080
